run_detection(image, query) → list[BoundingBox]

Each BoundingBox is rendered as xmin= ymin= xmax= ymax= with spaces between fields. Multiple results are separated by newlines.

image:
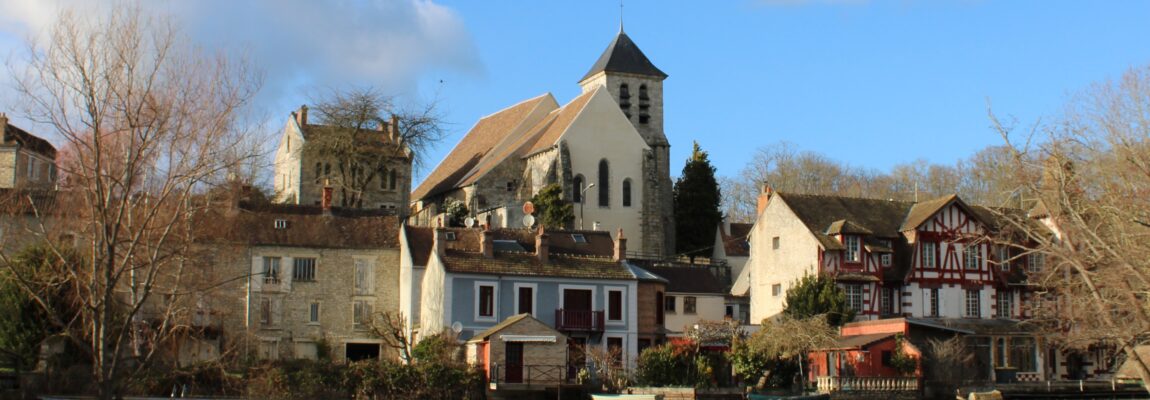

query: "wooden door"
xmin=505 ymin=342 xmax=523 ymax=383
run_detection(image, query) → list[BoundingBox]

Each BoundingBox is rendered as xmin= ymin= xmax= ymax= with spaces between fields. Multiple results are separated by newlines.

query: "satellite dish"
xmin=523 ymin=201 xmax=535 ymax=215
xmin=464 ymin=217 xmax=476 ymax=228
xmin=522 ymin=214 xmax=535 ymax=228
xmin=451 ymin=321 xmax=463 ymax=334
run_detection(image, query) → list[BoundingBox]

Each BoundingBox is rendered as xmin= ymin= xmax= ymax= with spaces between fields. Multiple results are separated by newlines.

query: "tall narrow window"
xmin=844 ymin=236 xmax=861 ymax=263
xmin=309 ymin=302 xmax=320 ymax=323
xmin=664 ymin=295 xmax=676 ymax=313
xmin=619 ymin=83 xmax=632 ymax=118
xmin=478 ymin=285 xmax=495 ymax=319
xmin=263 ymin=257 xmax=281 ymax=284
xmin=324 ymin=163 xmax=330 ymax=177
xmin=293 ymin=257 xmax=316 ymax=282
xmin=260 ymin=298 xmax=272 ymax=325
xmin=315 ymin=162 xmax=322 ymax=183
xmin=622 ymin=179 xmax=632 ymax=207
xmin=638 ymin=84 xmax=650 ymax=124
xmin=354 ymin=259 xmax=372 ymax=295
xmin=573 ymin=175 xmax=584 ymax=203
xmin=655 ymin=291 xmax=665 ymax=324
xmin=684 ymin=296 xmax=697 ymax=314
xmin=965 ymin=289 xmax=981 ymax=317
xmin=517 ymin=286 xmax=534 ymax=315
xmin=928 ymin=288 xmax=940 ymax=317
xmin=964 ymin=244 xmax=982 ymax=270
xmin=845 ymin=284 xmax=863 ymax=312
xmin=997 ymin=290 xmax=1013 ymax=318
xmin=880 ymin=287 xmax=893 ymax=315
xmin=379 ymin=167 xmax=388 ymax=189
xmin=389 ymin=169 xmax=397 ymax=190
xmin=353 ymin=300 xmax=372 ymax=329
xmin=1027 ymin=253 xmax=1045 ymax=273
xmin=598 ymin=159 xmax=609 ymax=207
xmin=921 ymin=242 xmax=937 ymax=269
xmin=997 ymin=246 xmax=1011 ymax=271
xmin=608 ymin=290 xmax=623 ymax=321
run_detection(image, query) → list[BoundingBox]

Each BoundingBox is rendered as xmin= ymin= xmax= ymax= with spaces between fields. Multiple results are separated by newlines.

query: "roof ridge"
xmin=778 ymin=191 xmax=916 ymax=204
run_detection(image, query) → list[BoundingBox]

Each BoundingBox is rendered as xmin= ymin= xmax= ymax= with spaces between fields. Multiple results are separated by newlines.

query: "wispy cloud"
xmin=0 ymin=0 xmax=485 ymax=114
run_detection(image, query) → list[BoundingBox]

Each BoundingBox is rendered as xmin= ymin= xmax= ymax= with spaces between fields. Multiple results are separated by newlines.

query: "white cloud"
xmin=0 ymin=0 xmax=484 ymax=115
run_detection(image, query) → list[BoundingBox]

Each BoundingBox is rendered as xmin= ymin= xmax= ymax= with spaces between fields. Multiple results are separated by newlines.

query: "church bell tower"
xmin=578 ymin=29 xmax=675 ymax=257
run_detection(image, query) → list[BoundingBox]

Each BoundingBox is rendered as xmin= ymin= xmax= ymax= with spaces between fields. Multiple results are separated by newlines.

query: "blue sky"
xmin=2 ymin=1 xmax=1149 ymax=186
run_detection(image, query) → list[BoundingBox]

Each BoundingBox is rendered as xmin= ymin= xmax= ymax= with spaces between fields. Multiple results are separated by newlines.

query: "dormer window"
xmin=445 ymin=232 xmax=457 ymax=241
xmin=572 ymin=234 xmax=587 ymax=243
xmin=844 ymin=236 xmax=861 ymax=263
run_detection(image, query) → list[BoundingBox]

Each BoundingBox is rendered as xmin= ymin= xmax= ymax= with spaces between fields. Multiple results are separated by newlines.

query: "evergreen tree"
xmin=674 ymin=142 xmax=723 ymax=261
xmin=783 ymin=274 xmax=855 ymax=327
xmin=530 ymin=184 xmax=574 ymax=229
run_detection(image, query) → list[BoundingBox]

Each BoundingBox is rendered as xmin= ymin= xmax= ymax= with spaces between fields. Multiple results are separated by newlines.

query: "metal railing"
xmin=489 ymin=364 xmax=586 ymax=387
xmin=815 ymin=376 xmax=919 ymax=392
xmin=555 ymin=309 xmax=604 ymax=332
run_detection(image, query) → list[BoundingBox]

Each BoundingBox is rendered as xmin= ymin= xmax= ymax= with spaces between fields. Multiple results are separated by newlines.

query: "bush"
xmin=247 ymin=359 xmax=348 ymax=400
xmin=346 ymin=358 xmax=484 ymax=400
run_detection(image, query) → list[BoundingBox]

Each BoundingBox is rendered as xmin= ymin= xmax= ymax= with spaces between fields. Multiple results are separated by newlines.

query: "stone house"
xmin=465 ymin=313 xmax=569 ymax=389
xmin=410 ymin=29 xmax=674 ymax=258
xmin=273 ymin=105 xmax=412 ymax=213
xmin=0 ymin=114 xmax=57 ymax=190
xmin=198 ymin=199 xmax=402 ymax=362
xmin=643 ymin=266 xmax=730 ymax=336
xmin=714 ymin=220 xmax=752 ymax=324
xmin=401 ymin=225 xmax=665 ymax=372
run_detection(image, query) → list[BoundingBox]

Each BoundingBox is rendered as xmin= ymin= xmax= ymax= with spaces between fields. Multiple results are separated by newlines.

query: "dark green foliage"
xmin=889 ymin=334 xmax=918 ymax=376
xmin=411 ymin=332 xmax=460 ymax=363
xmin=442 ymin=198 xmax=469 ymax=227
xmin=674 ymin=142 xmax=723 ymax=259
xmin=783 ymin=274 xmax=855 ymax=327
xmin=531 ymin=183 xmax=574 ymax=229
xmin=0 ymin=243 xmax=82 ymax=370
xmin=633 ymin=342 xmax=726 ymax=388
xmin=247 ymin=359 xmax=349 ymax=400
xmin=344 ymin=359 xmax=485 ymax=400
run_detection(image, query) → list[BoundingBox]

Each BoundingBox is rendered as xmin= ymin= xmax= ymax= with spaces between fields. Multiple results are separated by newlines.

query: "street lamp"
xmin=580 ymin=183 xmax=595 ymax=230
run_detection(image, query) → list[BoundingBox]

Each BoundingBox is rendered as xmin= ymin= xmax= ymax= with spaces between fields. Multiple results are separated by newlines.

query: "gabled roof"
xmin=2 ymin=122 xmax=56 ymax=158
xmin=467 ymin=313 xmax=564 ymax=343
xmin=824 ymin=332 xmax=897 ymax=351
xmin=644 ymin=266 xmax=726 ymax=295
xmin=720 ymin=222 xmax=752 ymax=257
xmin=196 ymin=204 xmax=399 ymax=249
xmin=523 ymin=89 xmax=597 ymax=156
xmin=412 ymin=94 xmax=556 ymax=199
xmin=580 ymin=31 xmax=668 ymax=82
xmin=776 ymin=193 xmax=913 ymax=250
xmin=825 ymin=219 xmax=873 ymax=235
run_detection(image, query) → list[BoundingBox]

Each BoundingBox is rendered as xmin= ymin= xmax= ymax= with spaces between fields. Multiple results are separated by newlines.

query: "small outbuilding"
xmin=466 ymin=313 xmax=569 ymax=388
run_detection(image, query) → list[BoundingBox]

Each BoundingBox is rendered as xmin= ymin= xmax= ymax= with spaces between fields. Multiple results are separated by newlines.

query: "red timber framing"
xmin=911 ymin=203 xmax=994 ymax=287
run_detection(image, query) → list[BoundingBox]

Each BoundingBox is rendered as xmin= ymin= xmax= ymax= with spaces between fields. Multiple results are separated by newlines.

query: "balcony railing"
xmin=815 ymin=376 xmax=919 ymax=393
xmin=555 ymin=309 xmax=604 ymax=332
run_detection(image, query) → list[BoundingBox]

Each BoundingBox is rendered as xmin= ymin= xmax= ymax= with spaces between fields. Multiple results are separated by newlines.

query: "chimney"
xmin=480 ymin=226 xmax=494 ymax=258
xmin=0 ymin=113 xmax=8 ymax=136
xmin=614 ymin=229 xmax=627 ymax=262
xmin=535 ymin=225 xmax=549 ymax=263
xmin=756 ymin=182 xmax=773 ymax=216
xmin=390 ymin=114 xmax=400 ymax=142
xmin=434 ymin=228 xmax=447 ymax=258
xmin=321 ymin=180 xmax=333 ymax=215
xmin=296 ymin=105 xmax=308 ymax=126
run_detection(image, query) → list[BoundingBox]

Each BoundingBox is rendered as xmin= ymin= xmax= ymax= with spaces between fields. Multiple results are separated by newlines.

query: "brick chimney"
xmin=756 ymin=182 xmax=773 ymax=216
xmin=480 ymin=226 xmax=494 ymax=259
xmin=614 ymin=229 xmax=627 ymax=262
xmin=296 ymin=105 xmax=308 ymax=126
xmin=321 ymin=180 xmax=333 ymax=215
xmin=0 ymin=113 xmax=8 ymax=137
xmin=434 ymin=228 xmax=447 ymax=258
xmin=535 ymin=226 xmax=549 ymax=263
xmin=389 ymin=114 xmax=400 ymax=142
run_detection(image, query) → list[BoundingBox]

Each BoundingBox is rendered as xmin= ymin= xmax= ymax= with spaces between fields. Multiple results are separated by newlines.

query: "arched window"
xmin=314 ymin=162 xmax=322 ymax=182
xmin=389 ymin=169 xmax=398 ymax=190
xmin=598 ymin=159 xmax=610 ymax=207
xmin=379 ymin=167 xmax=388 ymax=189
xmin=573 ymin=175 xmax=584 ymax=203
xmin=622 ymin=178 xmax=632 ymax=207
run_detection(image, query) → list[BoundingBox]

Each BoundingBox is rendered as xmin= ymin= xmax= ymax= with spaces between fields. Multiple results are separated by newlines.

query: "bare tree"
xmin=302 ymin=87 xmax=445 ymax=207
xmin=991 ymin=65 xmax=1150 ymax=394
xmin=368 ymin=311 xmax=416 ymax=364
xmin=3 ymin=7 xmax=260 ymax=399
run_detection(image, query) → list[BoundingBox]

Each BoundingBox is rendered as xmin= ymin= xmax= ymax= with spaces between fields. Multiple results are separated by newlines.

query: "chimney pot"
xmin=0 ymin=113 xmax=8 ymax=136
xmin=614 ymin=229 xmax=627 ymax=262
xmin=297 ymin=105 xmax=308 ymax=126
xmin=535 ymin=225 xmax=549 ymax=263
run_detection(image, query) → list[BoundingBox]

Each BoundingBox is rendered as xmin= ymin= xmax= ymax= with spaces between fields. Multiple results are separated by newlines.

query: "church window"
xmin=622 ymin=179 xmax=632 ymax=207
xmin=389 ymin=169 xmax=398 ymax=190
xmin=379 ymin=167 xmax=388 ymax=189
xmin=638 ymin=85 xmax=650 ymax=124
xmin=619 ymin=83 xmax=632 ymax=118
xmin=573 ymin=175 xmax=585 ymax=203
xmin=598 ymin=159 xmax=610 ymax=207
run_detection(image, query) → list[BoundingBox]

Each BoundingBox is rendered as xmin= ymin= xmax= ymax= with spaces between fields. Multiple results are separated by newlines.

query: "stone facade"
xmin=0 ymin=115 xmax=57 ymax=189
xmin=273 ymin=107 xmax=412 ymax=214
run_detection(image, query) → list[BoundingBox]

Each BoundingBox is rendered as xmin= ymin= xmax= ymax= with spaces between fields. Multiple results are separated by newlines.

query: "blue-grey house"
xmin=400 ymin=225 xmax=666 ymax=377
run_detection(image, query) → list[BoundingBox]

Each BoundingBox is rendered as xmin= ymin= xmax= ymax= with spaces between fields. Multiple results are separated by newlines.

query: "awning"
xmin=499 ymin=334 xmax=557 ymax=343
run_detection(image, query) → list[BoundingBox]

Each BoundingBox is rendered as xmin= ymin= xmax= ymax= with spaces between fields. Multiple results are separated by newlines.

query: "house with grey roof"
xmin=0 ymin=114 xmax=57 ymax=190
xmin=400 ymin=224 xmax=667 ymax=379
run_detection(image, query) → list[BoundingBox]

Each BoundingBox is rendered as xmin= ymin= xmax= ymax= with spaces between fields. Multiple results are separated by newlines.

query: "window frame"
xmin=772 ymin=283 xmax=782 ymax=297
xmin=293 ymin=257 xmax=317 ymax=282
xmin=353 ymin=258 xmax=373 ymax=295
xmin=996 ymin=290 xmax=1013 ymax=319
xmin=309 ymin=301 xmax=321 ymax=324
xmin=475 ymin=281 xmax=498 ymax=322
xmin=606 ymin=287 xmax=625 ymax=323
xmin=263 ymin=257 xmax=281 ymax=284
xmin=928 ymin=288 xmax=940 ymax=317
xmin=664 ymin=295 xmax=677 ymax=313
xmin=844 ymin=236 xmax=861 ymax=263
xmin=352 ymin=299 xmax=372 ymax=330
xmin=598 ymin=159 xmax=610 ymax=208
xmin=1027 ymin=253 xmax=1045 ymax=273
xmin=964 ymin=244 xmax=982 ymax=270
xmin=965 ymin=289 xmax=981 ymax=318
xmin=683 ymin=296 xmax=697 ymax=315
xmin=845 ymin=284 xmax=863 ymax=312
xmin=921 ymin=241 xmax=938 ymax=269
xmin=622 ymin=178 xmax=632 ymax=207
xmin=514 ymin=283 xmax=536 ymax=316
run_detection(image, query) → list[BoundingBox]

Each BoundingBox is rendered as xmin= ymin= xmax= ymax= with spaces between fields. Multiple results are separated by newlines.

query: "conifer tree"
xmin=674 ymin=142 xmax=723 ymax=261
xmin=783 ymin=274 xmax=855 ymax=327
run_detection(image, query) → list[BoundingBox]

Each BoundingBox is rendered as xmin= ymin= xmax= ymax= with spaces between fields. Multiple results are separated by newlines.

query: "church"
xmin=410 ymin=29 xmax=676 ymax=257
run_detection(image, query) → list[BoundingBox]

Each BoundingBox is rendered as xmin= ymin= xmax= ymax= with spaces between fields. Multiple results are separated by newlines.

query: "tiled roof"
xmin=403 ymin=226 xmax=616 ymax=266
xmin=721 ymin=223 xmax=752 ymax=257
xmin=443 ymin=252 xmax=634 ymax=280
xmin=899 ymin=194 xmax=960 ymax=232
xmin=412 ymin=94 xmax=556 ymax=200
xmin=196 ymin=204 xmax=399 ymax=249
xmin=467 ymin=313 xmax=531 ymax=343
xmin=777 ymin=193 xmax=913 ymax=250
xmin=644 ymin=266 xmax=726 ymax=294
xmin=523 ymin=89 xmax=597 ymax=156
xmin=580 ymin=31 xmax=668 ymax=82
xmin=2 ymin=122 xmax=56 ymax=158
xmin=825 ymin=332 xmax=897 ymax=351
xmin=825 ymin=219 xmax=874 ymax=235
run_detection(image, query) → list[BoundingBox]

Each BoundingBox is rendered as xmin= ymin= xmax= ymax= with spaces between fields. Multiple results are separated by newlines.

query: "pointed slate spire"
xmin=580 ymin=32 xmax=668 ymax=82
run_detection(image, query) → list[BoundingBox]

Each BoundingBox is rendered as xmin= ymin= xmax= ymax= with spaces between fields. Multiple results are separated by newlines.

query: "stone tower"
xmin=578 ymin=29 xmax=675 ymax=257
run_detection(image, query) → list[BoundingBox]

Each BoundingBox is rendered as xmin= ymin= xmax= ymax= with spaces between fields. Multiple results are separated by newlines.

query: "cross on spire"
xmin=619 ymin=0 xmax=624 ymax=33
